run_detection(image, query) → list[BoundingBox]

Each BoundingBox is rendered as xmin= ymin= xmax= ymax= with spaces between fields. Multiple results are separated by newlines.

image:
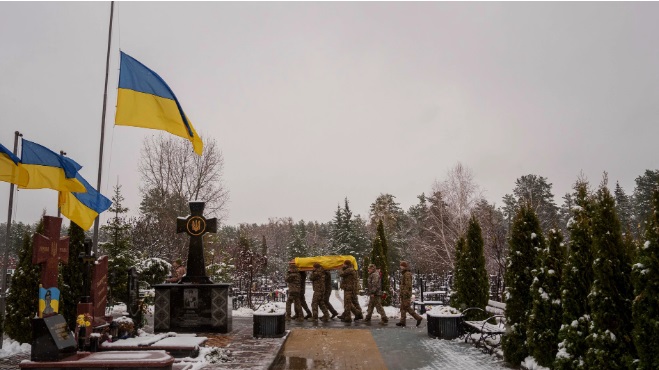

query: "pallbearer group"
xmin=284 ymin=258 xmax=424 ymax=327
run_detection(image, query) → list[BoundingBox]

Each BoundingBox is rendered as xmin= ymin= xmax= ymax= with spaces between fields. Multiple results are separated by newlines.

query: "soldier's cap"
xmin=368 ymin=264 xmax=376 ymax=269
xmin=344 ymin=260 xmax=352 ymax=266
xmin=313 ymin=262 xmax=322 ymax=268
xmin=400 ymin=261 xmax=409 ymax=268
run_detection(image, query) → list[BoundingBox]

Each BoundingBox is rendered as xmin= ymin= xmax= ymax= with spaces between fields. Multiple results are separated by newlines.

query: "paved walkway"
xmin=281 ymin=319 xmax=512 ymax=370
xmin=1 ymin=316 xmax=513 ymax=369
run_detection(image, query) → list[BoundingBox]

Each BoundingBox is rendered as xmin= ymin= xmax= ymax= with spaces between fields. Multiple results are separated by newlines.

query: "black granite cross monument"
xmin=176 ymin=202 xmax=217 ymax=284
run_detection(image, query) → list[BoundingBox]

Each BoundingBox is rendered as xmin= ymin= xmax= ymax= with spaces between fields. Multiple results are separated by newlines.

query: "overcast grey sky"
xmin=1 ymin=2 xmax=658 ymax=227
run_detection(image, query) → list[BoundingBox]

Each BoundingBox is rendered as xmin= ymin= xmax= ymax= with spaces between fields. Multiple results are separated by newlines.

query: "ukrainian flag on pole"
xmin=0 ymin=142 xmax=28 ymax=187
xmin=58 ymin=173 xmax=111 ymax=230
xmin=20 ymin=139 xmax=85 ymax=193
xmin=115 ymin=51 xmax=203 ymax=156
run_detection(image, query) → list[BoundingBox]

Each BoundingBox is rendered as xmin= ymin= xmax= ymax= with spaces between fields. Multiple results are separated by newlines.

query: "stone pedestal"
xmin=153 ymin=283 xmax=232 ymax=333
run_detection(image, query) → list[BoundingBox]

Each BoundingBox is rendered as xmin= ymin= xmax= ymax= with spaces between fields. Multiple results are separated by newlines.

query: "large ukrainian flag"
xmin=20 ymin=139 xmax=85 ymax=193
xmin=0 ymin=142 xmax=28 ymax=187
xmin=58 ymin=173 xmax=112 ymax=230
xmin=115 ymin=51 xmax=203 ymax=156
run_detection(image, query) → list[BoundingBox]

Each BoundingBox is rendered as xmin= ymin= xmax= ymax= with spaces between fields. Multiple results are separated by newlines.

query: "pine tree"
xmin=450 ymin=237 xmax=466 ymax=309
xmin=452 ymin=216 xmax=489 ymax=319
xmin=585 ymin=182 xmax=636 ymax=369
xmin=59 ymin=222 xmax=87 ymax=331
xmin=370 ymin=220 xmax=391 ymax=305
xmin=555 ymin=181 xmax=594 ymax=370
xmin=100 ymin=185 xmax=136 ymax=305
xmin=502 ymin=205 xmax=543 ymax=366
xmin=527 ymin=228 xmax=565 ymax=368
xmin=632 ymin=186 xmax=659 ymax=370
xmin=5 ymin=220 xmax=42 ymax=343
xmin=614 ymin=181 xmax=635 ymax=235
xmin=632 ymin=170 xmax=659 ymax=234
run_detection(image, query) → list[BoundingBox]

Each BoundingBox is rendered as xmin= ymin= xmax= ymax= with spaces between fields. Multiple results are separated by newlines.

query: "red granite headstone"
xmin=91 ymin=256 xmax=109 ymax=326
xmin=32 ymin=216 xmax=69 ymax=289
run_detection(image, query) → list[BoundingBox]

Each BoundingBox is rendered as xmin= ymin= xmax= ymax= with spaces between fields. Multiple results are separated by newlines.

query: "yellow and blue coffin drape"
xmin=293 ymin=255 xmax=358 ymax=271
xmin=59 ymin=173 xmax=112 ymax=231
xmin=115 ymin=51 xmax=203 ymax=156
xmin=20 ymin=139 xmax=85 ymax=193
xmin=0 ymin=142 xmax=28 ymax=187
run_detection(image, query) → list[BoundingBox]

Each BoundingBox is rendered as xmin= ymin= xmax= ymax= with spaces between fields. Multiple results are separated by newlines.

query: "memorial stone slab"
xmin=30 ymin=314 xmax=76 ymax=361
xmin=91 ymin=255 xmax=109 ymax=326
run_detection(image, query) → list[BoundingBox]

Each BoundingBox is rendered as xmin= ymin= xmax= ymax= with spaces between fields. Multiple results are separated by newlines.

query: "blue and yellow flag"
xmin=115 ymin=51 xmax=203 ymax=155
xmin=20 ymin=139 xmax=85 ymax=192
xmin=59 ymin=173 xmax=112 ymax=230
xmin=38 ymin=287 xmax=60 ymax=318
xmin=0 ymin=142 xmax=29 ymax=187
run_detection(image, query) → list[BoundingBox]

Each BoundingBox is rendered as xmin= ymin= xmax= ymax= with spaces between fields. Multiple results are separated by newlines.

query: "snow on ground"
xmin=232 ymin=284 xmax=406 ymax=319
xmin=0 ymin=337 xmax=30 ymax=358
xmin=522 ymin=356 xmax=551 ymax=370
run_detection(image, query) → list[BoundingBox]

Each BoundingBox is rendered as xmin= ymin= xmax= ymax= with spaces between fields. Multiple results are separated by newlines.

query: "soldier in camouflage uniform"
xmin=292 ymin=270 xmax=312 ymax=320
xmin=396 ymin=261 xmax=423 ymax=327
xmin=365 ymin=264 xmax=388 ymax=324
xmin=339 ymin=260 xmax=362 ymax=322
xmin=323 ymin=270 xmax=339 ymax=319
xmin=309 ymin=263 xmax=330 ymax=322
xmin=285 ymin=264 xmax=304 ymax=322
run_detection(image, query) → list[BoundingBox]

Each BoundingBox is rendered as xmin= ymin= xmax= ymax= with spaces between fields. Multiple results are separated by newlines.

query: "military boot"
xmin=321 ymin=316 xmax=329 ymax=322
xmin=364 ymin=316 xmax=371 ymax=322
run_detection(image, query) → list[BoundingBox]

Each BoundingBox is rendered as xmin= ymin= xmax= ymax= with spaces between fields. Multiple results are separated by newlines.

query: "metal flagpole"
xmin=58 ymin=150 xmax=66 ymax=218
xmin=0 ymin=130 xmax=22 ymax=349
xmin=92 ymin=1 xmax=115 ymax=256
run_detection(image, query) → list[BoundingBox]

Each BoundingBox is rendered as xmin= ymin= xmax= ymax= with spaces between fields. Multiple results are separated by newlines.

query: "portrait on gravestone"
xmin=184 ymin=289 xmax=198 ymax=309
xmin=39 ymin=287 xmax=60 ymax=317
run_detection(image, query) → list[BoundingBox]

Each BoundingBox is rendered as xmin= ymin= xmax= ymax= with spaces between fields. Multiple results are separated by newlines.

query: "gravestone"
xmin=32 ymin=216 xmax=69 ymax=294
xmin=176 ymin=202 xmax=217 ymax=284
xmin=91 ymin=255 xmax=109 ymax=327
xmin=30 ymin=314 xmax=77 ymax=361
xmin=154 ymin=201 xmax=232 ymax=333
xmin=30 ymin=216 xmax=76 ymax=362
xmin=77 ymin=239 xmax=95 ymax=324
xmin=127 ymin=267 xmax=139 ymax=317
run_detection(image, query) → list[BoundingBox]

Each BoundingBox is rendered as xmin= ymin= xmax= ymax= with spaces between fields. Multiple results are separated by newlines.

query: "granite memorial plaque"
xmin=30 ymin=314 xmax=76 ymax=361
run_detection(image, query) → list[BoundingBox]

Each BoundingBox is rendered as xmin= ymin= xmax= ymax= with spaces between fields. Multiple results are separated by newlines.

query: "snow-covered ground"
xmin=0 ymin=338 xmax=30 ymax=358
xmin=234 ymin=284 xmax=403 ymax=320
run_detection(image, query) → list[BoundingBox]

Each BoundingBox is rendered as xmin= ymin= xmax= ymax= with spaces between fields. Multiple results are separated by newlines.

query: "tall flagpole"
xmin=0 ymin=130 xmax=22 ymax=349
xmin=93 ymin=1 xmax=115 ymax=256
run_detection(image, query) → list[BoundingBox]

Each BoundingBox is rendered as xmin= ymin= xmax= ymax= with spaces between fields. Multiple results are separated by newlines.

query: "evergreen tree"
xmin=585 ymin=181 xmax=636 ymax=369
xmin=632 ymin=186 xmax=659 ymax=370
xmin=370 ymin=220 xmax=391 ymax=305
xmin=450 ymin=237 xmax=466 ymax=309
xmin=632 ymin=170 xmax=659 ymax=234
xmin=100 ymin=185 xmax=136 ymax=305
xmin=527 ymin=228 xmax=565 ymax=368
xmin=5 ymin=220 xmax=42 ymax=343
xmin=555 ymin=181 xmax=595 ymax=370
xmin=287 ymin=221 xmax=308 ymax=259
xmin=511 ymin=174 xmax=560 ymax=233
xmin=502 ymin=205 xmax=543 ymax=366
xmin=614 ymin=181 xmax=635 ymax=235
xmin=59 ymin=222 xmax=86 ymax=331
xmin=452 ymin=216 xmax=489 ymax=319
